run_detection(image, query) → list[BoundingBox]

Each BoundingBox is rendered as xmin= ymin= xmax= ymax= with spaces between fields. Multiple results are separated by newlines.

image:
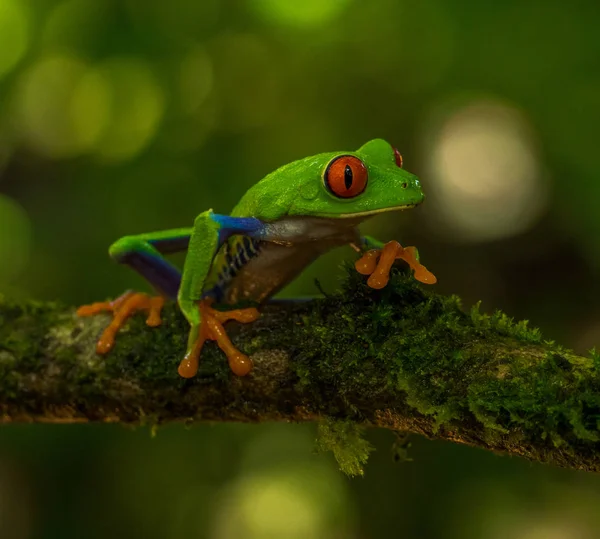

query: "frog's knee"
xmin=109 ymin=236 xmax=144 ymax=262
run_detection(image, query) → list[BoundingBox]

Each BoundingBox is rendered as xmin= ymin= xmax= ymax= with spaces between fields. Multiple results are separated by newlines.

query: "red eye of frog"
xmin=324 ymin=155 xmax=368 ymax=198
xmin=393 ymin=147 xmax=403 ymax=168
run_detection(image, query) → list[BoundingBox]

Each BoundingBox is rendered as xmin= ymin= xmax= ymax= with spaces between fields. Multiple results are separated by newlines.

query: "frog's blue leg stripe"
xmin=109 ymin=229 xmax=192 ymax=300
xmin=201 ymin=214 xmax=268 ymax=302
xmin=211 ymin=213 xmax=265 ymax=243
xmin=108 ymin=216 xmax=265 ymax=302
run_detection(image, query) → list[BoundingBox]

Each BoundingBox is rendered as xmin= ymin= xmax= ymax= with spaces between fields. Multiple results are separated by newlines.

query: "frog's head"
xmin=286 ymin=138 xmax=424 ymax=220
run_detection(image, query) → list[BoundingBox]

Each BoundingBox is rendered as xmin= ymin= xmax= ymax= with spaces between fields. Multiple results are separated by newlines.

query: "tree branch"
xmin=1 ymin=267 xmax=599 ymax=474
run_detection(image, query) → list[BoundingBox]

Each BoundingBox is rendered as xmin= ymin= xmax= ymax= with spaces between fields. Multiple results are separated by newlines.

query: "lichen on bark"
xmin=0 ymin=265 xmax=599 ymax=475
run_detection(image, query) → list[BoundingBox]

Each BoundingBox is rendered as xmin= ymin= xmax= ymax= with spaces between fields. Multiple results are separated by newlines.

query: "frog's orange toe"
xmin=229 ymin=353 xmax=253 ymax=377
xmin=78 ymin=292 xmax=166 ymax=356
xmin=367 ymin=273 xmax=390 ymax=290
xmin=355 ymin=250 xmax=380 ymax=275
xmin=396 ymin=246 xmax=437 ymax=285
xmin=181 ymin=300 xmax=260 ymax=379
xmin=96 ymin=336 xmax=115 ymax=355
xmin=414 ymin=267 xmax=437 ymax=284
xmin=358 ymin=241 xmax=399 ymax=289
xmin=178 ymin=354 xmax=200 ymax=378
xmin=356 ymin=240 xmax=438 ymax=288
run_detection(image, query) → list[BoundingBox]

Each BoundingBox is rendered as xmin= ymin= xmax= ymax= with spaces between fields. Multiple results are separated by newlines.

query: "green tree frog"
xmin=78 ymin=139 xmax=436 ymax=378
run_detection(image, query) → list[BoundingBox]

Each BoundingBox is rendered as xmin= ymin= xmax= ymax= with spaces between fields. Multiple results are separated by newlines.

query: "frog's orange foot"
xmin=355 ymin=240 xmax=437 ymax=289
xmin=178 ymin=299 xmax=260 ymax=379
xmin=77 ymin=291 xmax=165 ymax=355
xmin=400 ymin=246 xmax=437 ymax=285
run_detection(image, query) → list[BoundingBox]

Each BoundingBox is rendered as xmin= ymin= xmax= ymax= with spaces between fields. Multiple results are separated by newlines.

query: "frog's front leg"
xmin=352 ymin=236 xmax=436 ymax=288
xmin=177 ymin=211 xmax=266 ymax=378
xmin=177 ymin=299 xmax=261 ymax=378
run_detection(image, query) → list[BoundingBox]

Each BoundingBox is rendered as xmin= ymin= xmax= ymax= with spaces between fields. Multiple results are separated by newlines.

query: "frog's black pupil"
xmin=344 ymin=164 xmax=353 ymax=190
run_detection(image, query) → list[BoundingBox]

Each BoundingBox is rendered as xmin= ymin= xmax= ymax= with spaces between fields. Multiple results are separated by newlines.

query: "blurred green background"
xmin=1 ymin=0 xmax=600 ymax=537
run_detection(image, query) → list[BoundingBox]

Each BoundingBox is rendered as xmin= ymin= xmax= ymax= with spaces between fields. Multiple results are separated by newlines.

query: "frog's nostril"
xmin=401 ymin=182 xmax=408 ymax=189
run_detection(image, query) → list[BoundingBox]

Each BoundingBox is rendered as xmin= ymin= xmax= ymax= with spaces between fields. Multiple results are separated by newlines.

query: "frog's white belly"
xmin=222 ymin=240 xmax=336 ymax=304
xmin=220 ymin=216 xmax=362 ymax=304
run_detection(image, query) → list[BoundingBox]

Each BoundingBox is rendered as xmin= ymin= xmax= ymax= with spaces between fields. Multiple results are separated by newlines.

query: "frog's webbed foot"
xmin=178 ymin=299 xmax=260 ymax=379
xmin=355 ymin=240 xmax=437 ymax=289
xmin=77 ymin=291 xmax=166 ymax=354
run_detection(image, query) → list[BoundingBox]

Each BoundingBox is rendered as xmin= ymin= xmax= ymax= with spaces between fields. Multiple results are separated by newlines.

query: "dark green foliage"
xmin=316 ymin=419 xmax=374 ymax=476
xmin=262 ymin=266 xmax=600 ymax=468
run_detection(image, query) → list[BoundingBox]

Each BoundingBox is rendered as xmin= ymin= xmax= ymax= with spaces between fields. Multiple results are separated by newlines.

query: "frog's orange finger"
xmin=76 ymin=302 xmax=113 ymax=317
xmin=412 ymin=265 xmax=437 ymax=284
xmin=206 ymin=315 xmax=253 ymax=376
xmin=214 ymin=307 xmax=260 ymax=324
xmin=178 ymin=353 xmax=200 ymax=378
xmin=178 ymin=300 xmax=256 ymax=378
xmin=397 ymin=246 xmax=437 ymax=285
xmin=178 ymin=323 xmax=208 ymax=378
xmin=355 ymin=249 xmax=380 ymax=275
xmin=228 ymin=353 xmax=253 ymax=377
xmin=367 ymin=240 xmax=401 ymax=289
xmin=179 ymin=304 xmax=210 ymax=378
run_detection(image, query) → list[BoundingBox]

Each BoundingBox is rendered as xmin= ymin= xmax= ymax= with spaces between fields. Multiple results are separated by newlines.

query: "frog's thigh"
xmin=109 ymin=229 xmax=192 ymax=299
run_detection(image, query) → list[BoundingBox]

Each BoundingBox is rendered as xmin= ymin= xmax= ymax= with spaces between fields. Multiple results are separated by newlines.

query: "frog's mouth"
xmin=335 ymin=203 xmax=418 ymax=218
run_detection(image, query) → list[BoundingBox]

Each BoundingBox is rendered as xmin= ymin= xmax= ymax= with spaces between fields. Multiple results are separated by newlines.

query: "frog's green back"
xmin=231 ymin=139 xmax=425 ymax=222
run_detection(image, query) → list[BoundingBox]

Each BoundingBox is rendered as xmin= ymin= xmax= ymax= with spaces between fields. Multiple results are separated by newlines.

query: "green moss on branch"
xmin=0 ymin=266 xmax=599 ymax=474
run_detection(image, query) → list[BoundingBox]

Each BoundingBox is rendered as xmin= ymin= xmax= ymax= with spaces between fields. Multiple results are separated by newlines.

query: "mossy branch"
xmin=1 ymin=266 xmax=600 ymax=474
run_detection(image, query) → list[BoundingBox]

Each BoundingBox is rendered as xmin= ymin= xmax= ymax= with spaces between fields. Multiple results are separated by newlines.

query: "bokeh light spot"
xmin=15 ymin=54 xmax=107 ymax=158
xmin=70 ymin=68 xmax=111 ymax=149
xmin=92 ymin=57 xmax=165 ymax=162
xmin=211 ymin=464 xmax=353 ymax=539
xmin=451 ymin=480 xmax=600 ymax=539
xmin=0 ymin=139 xmax=11 ymax=177
xmin=351 ymin=0 xmax=456 ymax=94
xmin=422 ymin=98 xmax=547 ymax=242
xmin=0 ymin=195 xmax=32 ymax=284
xmin=178 ymin=46 xmax=213 ymax=115
xmin=248 ymin=0 xmax=350 ymax=28
xmin=125 ymin=0 xmax=220 ymax=40
xmin=112 ymin=161 xmax=202 ymax=234
xmin=42 ymin=0 xmax=107 ymax=51
xmin=0 ymin=455 xmax=34 ymax=539
xmin=211 ymin=34 xmax=280 ymax=131
xmin=0 ymin=0 xmax=29 ymax=79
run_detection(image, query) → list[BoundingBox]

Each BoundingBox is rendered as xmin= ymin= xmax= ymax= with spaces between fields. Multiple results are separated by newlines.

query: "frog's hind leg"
xmin=109 ymin=228 xmax=193 ymax=299
xmin=77 ymin=228 xmax=192 ymax=354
